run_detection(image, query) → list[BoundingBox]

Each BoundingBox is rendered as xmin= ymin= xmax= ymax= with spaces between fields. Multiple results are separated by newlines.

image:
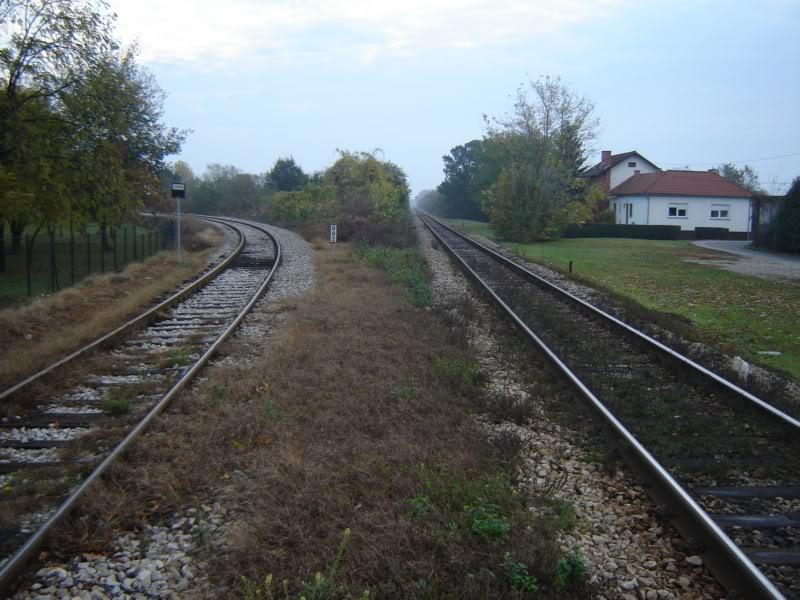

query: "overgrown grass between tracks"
xmin=50 ymin=238 xmax=595 ymax=598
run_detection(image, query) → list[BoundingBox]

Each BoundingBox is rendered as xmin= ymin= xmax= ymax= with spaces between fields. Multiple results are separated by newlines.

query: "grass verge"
xmin=50 ymin=240 xmax=595 ymax=598
xmin=510 ymin=238 xmax=800 ymax=379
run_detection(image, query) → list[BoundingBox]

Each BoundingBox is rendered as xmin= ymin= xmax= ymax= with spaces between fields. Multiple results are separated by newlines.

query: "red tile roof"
xmin=610 ymin=170 xmax=753 ymax=198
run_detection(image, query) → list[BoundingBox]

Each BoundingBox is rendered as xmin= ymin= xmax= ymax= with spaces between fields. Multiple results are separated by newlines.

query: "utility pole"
xmin=171 ymin=183 xmax=186 ymax=263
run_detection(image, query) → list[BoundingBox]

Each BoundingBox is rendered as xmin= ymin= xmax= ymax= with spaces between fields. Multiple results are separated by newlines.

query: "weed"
xmin=407 ymin=495 xmax=434 ymax=520
xmin=102 ymin=396 xmax=130 ymax=416
xmin=503 ymin=552 xmax=538 ymax=594
xmin=241 ymin=529 xmax=353 ymax=600
xmin=465 ymin=504 xmax=511 ymax=541
xmin=553 ymin=499 xmax=577 ymax=532
xmin=391 ymin=375 xmax=419 ymax=401
xmin=352 ymin=244 xmax=432 ymax=307
xmin=192 ymin=525 xmax=210 ymax=548
xmin=553 ymin=550 xmax=586 ymax=588
xmin=211 ymin=383 xmax=229 ymax=409
xmin=256 ymin=381 xmax=288 ymax=424
xmin=160 ymin=347 xmax=190 ymax=369
xmin=432 ymin=353 xmax=480 ymax=389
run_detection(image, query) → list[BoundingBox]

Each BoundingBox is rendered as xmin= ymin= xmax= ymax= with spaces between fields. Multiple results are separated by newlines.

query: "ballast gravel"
xmin=416 ymin=215 xmax=727 ymax=599
xmin=11 ymin=222 xmax=314 ymax=600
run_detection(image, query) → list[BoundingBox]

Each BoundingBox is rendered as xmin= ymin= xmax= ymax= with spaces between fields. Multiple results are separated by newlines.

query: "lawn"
xmin=444 ymin=220 xmax=800 ymax=380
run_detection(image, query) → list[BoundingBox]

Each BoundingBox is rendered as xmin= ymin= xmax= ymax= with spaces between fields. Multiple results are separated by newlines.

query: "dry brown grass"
xmin=0 ymin=219 xmax=223 ymax=390
xmin=47 ymin=243 xmax=596 ymax=598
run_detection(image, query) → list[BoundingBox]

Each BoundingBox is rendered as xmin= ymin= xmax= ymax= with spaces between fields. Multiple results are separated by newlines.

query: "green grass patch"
xmin=506 ymin=237 xmax=800 ymax=379
xmin=160 ymin=348 xmax=191 ymax=369
xmin=432 ymin=352 xmax=481 ymax=390
xmin=353 ymin=244 xmax=432 ymax=307
xmin=444 ymin=218 xmax=498 ymax=240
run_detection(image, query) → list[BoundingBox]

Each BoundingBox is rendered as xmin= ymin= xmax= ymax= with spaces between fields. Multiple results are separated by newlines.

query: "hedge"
xmin=695 ymin=227 xmax=728 ymax=240
xmin=563 ymin=223 xmax=682 ymax=240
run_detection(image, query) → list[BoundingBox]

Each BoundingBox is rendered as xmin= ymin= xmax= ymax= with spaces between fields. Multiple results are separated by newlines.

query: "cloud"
xmin=109 ymin=0 xmax=623 ymax=68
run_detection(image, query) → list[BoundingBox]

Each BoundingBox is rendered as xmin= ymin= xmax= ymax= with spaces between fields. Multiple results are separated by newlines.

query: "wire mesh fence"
xmin=0 ymin=218 xmax=177 ymax=309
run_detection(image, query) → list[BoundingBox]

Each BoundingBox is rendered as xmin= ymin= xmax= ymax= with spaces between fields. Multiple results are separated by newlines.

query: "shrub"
xmin=553 ymin=550 xmax=586 ymax=588
xmin=695 ymin=226 xmax=728 ymax=240
xmin=563 ymin=223 xmax=681 ymax=240
xmin=766 ymin=178 xmax=800 ymax=254
xmin=594 ymin=208 xmax=616 ymax=224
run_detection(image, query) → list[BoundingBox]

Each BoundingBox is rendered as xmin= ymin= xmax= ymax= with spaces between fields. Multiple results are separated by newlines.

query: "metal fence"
xmin=0 ymin=218 xmax=176 ymax=306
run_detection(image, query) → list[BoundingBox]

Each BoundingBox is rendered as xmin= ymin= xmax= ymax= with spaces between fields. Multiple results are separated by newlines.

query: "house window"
xmin=710 ymin=204 xmax=730 ymax=219
xmin=668 ymin=205 xmax=687 ymax=218
xmin=628 ymin=161 xmax=637 ymax=168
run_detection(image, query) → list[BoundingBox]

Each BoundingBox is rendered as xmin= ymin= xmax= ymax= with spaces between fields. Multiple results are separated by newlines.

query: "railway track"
xmin=0 ymin=216 xmax=281 ymax=594
xmin=418 ymin=211 xmax=800 ymax=600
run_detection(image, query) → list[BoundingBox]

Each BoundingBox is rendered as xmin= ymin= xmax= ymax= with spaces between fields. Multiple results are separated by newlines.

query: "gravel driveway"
xmin=690 ymin=240 xmax=800 ymax=281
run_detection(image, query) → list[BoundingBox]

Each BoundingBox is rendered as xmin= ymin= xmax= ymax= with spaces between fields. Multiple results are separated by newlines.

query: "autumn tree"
xmin=712 ymin=163 xmax=763 ymax=193
xmin=482 ymin=76 xmax=599 ymax=241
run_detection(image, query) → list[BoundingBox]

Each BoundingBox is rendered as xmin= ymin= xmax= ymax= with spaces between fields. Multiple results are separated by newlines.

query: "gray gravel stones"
xmin=13 ymin=503 xmax=226 ymax=599
xmin=414 ymin=215 xmax=726 ymax=599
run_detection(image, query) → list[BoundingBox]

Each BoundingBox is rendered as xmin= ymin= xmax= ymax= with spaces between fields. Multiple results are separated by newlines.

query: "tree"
xmin=766 ymin=177 xmax=800 ymax=253
xmin=438 ymin=139 xmax=502 ymax=220
xmin=266 ymin=157 xmax=308 ymax=192
xmin=322 ymin=150 xmax=410 ymax=243
xmin=712 ymin=163 xmax=763 ymax=193
xmin=481 ymin=76 xmax=599 ymax=241
xmin=0 ymin=1 xmax=186 ymax=261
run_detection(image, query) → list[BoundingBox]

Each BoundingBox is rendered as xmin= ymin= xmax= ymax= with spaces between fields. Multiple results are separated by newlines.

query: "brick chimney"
xmin=601 ymin=150 xmax=611 ymax=165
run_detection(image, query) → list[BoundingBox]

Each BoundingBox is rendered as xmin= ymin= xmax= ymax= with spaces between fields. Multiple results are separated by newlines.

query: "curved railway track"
xmin=0 ymin=216 xmax=281 ymax=594
xmin=418 ymin=210 xmax=800 ymax=600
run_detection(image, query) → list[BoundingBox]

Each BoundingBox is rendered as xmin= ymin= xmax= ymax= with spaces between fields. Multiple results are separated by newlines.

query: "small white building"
xmin=580 ymin=150 xmax=660 ymax=192
xmin=609 ymin=170 xmax=754 ymax=239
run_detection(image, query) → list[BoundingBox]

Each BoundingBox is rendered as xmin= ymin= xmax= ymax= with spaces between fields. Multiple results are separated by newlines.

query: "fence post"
xmin=26 ymin=234 xmax=32 ymax=297
xmin=87 ymin=232 xmax=91 ymax=275
xmin=100 ymin=231 xmax=105 ymax=273
xmin=70 ymin=224 xmax=75 ymax=284
xmin=113 ymin=227 xmax=118 ymax=272
xmin=49 ymin=228 xmax=56 ymax=292
xmin=0 ymin=219 xmax=5 ymax=273
xmin=148 ymin=231 xmax=152 ymax=256
xmin=133 ymin=225 xmax=137 ymax=260
xmin=124 ymin=227 xmax=128 ymax=264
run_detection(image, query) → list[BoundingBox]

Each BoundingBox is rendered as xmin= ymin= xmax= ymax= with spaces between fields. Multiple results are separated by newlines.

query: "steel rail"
xmin=418 ymin=211 xmax=785 ymax=600
xmin=0 ymin=217 xmax=245 ymax=403
xmin=419 ymin=211 xmax=800 ymax=433
xmin=0 ymin=218 xmax=281 ymax=595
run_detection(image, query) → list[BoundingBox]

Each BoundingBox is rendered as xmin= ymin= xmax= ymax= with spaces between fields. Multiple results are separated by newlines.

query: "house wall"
xmin=610 ymin=195 xmax=752 ymax=232
xmin=609 ymin=157 xmax=659 ymax=189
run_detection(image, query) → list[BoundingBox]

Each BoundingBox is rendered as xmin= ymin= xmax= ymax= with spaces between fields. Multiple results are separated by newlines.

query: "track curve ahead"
xmin=0 ymin=216 xmax=281 ymax=594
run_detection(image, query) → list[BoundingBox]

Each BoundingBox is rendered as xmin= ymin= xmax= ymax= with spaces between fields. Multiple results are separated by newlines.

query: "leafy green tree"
xmin=712 ymin=163 xmax=763 ymax=193
xmin=482 ymin=76 xmax=599 ymax=241
xmin=437 ymin=139 xmax=502 ymax=220
xmin=415 ymin=189 xmax=446 ymax=215
xmin=266 ymin=157 xmax=308 ymax=192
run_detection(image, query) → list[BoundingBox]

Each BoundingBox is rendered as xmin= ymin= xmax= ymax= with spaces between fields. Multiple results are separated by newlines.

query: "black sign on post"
xmin=171 ymin=183 xmax=185 ymax=263
xmin=171 ymin=183 xmax=186 ymax=199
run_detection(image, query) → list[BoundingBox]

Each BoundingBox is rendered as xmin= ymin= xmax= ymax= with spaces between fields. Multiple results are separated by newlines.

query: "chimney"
xmin=601 ymin=150 xmax=611 ymax=165
xmin=634 ymin=170 xmax=641 ymax=176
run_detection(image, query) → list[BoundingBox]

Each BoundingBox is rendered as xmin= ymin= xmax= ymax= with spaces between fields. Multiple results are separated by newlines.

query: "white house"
xmin=609 ymin=170 xmax=753 ymax=239
xmin=580 ymin=150 xmax=660 ymax=192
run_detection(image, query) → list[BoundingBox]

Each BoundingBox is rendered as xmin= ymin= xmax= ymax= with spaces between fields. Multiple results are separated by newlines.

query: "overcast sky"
xmin=109 ymin=0 xmax=800 ymax=196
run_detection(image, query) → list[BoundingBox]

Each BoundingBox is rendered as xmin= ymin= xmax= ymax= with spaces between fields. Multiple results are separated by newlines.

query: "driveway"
xmin=691 ymin=240 xmax=800 ymax=281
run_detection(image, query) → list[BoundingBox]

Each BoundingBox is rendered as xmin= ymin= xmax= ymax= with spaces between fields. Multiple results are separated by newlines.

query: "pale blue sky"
xmin=110 ymin=0 xmax=800 ymax=195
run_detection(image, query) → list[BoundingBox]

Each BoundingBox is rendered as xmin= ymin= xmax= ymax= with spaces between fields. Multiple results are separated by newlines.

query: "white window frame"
xmin=668 ymin=204 xmax=688 ymax=218
xmin=710 ymin=204 xmax=730 ymax=220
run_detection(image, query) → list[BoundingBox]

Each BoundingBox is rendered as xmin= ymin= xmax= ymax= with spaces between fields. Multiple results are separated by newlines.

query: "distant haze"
xmin=110 ymin=0 xmax=800 ymax=195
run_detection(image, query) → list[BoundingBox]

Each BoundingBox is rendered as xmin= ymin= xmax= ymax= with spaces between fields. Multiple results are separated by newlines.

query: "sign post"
xmin=171 ymin=183 xmax=186 ymax=263
xmin=329 ymin=224 xmax=337 ymax=252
